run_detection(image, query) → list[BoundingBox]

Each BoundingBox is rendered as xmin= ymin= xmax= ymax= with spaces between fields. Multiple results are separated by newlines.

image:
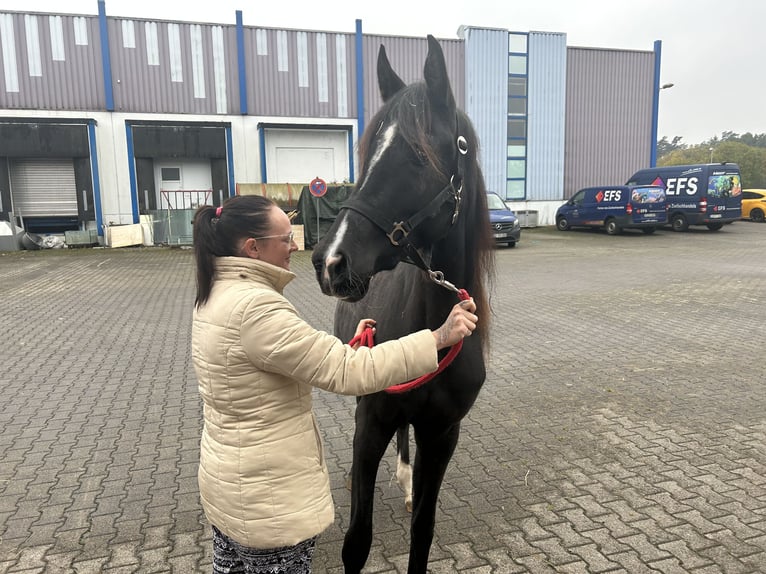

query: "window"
xmin=507 ymin=144 xmax=526 ymax=156
xmin=507 ymin=119 xmax=526 ymax=139
xmin=508 ymin=97 xmax=526 ymax=116
xmin=507 ymin=159 xmax=525 ymax=179
xmin=508 ymin=77 xmax=526 ymax=97
xmin=161 ymin=167 xmax=181 ymax=182
xmin=509 ymin=55 xmax=527 ymax=75
xmin=506 ymin=180 xmax=525 ymax=198
xmin=509 ymin=34 xmax=527 ymax=53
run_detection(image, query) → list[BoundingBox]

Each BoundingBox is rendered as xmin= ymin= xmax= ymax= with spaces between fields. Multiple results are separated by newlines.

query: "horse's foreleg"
xmin=395 ymin=424 xmax=413 ymax=512
xmin=407 ymin=423 xmax=461 ymax=574
xmin=342 ymin=407 xmax=397 ymax=574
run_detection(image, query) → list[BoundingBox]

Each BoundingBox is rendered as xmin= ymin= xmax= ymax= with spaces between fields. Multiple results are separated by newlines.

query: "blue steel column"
xmin=650 ymin=40 xmax=662 ymax=167
xmin=236 ymin=11 xmax=248 ymax=115
xmin=97 ymin=0 xmax=114 ymax=111
xmin=125 ymin=123 xmax=139 ymax=223
xmin=355 ymin=20 xmax=365 ymax=141
xmin=87 ymin=121 xmax=105 ymax=236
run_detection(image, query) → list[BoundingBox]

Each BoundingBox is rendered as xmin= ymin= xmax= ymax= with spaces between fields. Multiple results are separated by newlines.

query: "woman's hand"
xmin=432 ymin=299 xmax=478 ymax=350
xmin=351 ymin=319 xmax=376 ymax=350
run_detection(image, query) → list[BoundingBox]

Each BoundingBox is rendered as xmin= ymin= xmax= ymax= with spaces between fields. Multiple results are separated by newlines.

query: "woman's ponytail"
xmin=192 ymin=205 xmax=220 ymax=308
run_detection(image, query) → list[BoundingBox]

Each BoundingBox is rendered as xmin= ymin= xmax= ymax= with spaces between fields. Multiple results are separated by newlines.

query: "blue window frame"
xmin=507 ymin=32 xmax=528 ymax=201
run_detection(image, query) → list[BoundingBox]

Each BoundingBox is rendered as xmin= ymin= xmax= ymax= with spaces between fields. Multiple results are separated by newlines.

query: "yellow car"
xmin=742 ymin=189 xmax=766 ymax=222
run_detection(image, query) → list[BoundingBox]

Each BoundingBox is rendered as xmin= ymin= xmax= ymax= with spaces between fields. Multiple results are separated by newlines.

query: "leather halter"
xmin=340 ymin=132 xmax=469 ymax=274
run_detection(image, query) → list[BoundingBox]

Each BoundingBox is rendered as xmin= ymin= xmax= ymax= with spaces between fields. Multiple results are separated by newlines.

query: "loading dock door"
xmin=264 ymin=129 xmax=349 ymax=184
xmin=275 ymin=148 xmax=334 ymax=183
xmin=10 ymin=159 xmax=78 ymax=217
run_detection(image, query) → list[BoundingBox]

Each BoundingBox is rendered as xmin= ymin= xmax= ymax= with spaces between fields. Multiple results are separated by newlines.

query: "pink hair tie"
xmin=215 ymin=206 xmax=222 ymax=217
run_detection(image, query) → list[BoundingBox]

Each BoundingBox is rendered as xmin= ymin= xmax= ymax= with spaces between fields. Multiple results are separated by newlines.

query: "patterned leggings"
xmin=212 ymin=525 xmax=317 ymax=574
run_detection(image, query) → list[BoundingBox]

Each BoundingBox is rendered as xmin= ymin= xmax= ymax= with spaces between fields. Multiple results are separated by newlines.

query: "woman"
xmin=191 ymin=195 xmax=477 ymax=573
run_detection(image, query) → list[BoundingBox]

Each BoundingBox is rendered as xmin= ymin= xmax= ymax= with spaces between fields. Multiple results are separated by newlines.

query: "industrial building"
xmin=0 ymin=2 xmax=662 ymax=244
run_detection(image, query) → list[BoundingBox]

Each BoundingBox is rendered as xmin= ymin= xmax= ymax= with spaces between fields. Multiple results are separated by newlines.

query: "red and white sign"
xmin=309 ymin=177 xmax=327 ymax=197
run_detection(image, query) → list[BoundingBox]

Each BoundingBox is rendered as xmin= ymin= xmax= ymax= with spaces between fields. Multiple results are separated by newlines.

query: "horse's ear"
xmin=377 ymin=45 xmax=406 ymax=102
xmin=424 ymin=35 xmax=456 ymax=116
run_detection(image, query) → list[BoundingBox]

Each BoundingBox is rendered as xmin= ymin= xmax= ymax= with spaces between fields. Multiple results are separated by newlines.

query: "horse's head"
xmin=312 ymin=35 xmax=468 ymax=301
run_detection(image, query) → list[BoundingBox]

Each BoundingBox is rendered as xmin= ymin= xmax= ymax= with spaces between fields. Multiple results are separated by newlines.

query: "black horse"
xmin=311 ymin=35 xmax=494 ymax=574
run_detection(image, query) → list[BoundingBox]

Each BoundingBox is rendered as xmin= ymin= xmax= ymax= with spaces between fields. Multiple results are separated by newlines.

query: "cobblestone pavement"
xmin=1 ymin=222 xmax=765 ymax=573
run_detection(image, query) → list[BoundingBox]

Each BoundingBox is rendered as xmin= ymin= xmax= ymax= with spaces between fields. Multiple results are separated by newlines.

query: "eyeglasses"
xmin=253 ymin=231 xmax=295 ymax=243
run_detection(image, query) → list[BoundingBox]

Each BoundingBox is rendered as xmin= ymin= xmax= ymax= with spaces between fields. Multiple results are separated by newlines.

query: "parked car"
xmin=742 ymin=189 xmax=766 ymax=222
xmin=556 ymin=185 xmax=667 ymax=235
xmin=487 ymin=192 xmax=521 ymax=247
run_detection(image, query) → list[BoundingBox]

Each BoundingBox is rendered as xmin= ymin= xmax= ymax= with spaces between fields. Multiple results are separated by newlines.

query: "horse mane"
xmin=358 ymin=82 xmax=495 ymax=353
xmin=452 ymin=109 xmax=495 ymax=354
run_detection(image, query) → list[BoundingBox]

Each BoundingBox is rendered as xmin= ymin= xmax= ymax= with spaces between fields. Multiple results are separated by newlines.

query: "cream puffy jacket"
xmin=192 ymin=257 xmax=438 ymax=549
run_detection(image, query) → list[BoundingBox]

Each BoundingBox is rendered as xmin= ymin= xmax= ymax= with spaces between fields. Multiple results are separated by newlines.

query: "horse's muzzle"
xmin=312 ymin=251 xmax=369 ymax=302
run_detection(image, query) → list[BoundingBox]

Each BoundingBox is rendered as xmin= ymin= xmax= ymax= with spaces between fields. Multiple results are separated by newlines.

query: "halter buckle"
xmin=387 ymin=222 xmax=409 ymax=246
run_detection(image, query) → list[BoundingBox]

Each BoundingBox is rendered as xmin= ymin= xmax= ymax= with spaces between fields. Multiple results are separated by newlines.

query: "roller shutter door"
xmin=10 ymin=159 xmax=78 ymax=217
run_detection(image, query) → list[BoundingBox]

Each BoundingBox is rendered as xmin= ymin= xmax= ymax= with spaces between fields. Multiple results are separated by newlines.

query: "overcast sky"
xmin=4 ymin=0 xmax=764 ymax=145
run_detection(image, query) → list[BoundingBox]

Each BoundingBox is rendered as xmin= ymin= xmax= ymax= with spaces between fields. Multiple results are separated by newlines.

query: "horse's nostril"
xmin=325 ymin=253 xmax=345 ymax=279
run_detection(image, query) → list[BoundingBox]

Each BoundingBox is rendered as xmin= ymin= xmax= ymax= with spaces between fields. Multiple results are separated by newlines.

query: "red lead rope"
xmin=347 ymin=288 xmax=471 ymax=394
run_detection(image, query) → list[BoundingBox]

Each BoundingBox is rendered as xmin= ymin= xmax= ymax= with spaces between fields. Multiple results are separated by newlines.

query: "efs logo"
xmin=665 ymin=177 xmax=699 ymax=196
xmin=596 ymin=189 xmax=622 ymax=202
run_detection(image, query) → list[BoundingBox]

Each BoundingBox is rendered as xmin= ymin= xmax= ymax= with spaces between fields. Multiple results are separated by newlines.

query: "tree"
xmin=700 ymin=131 xmax=766 ymax=149
xmin=657 ymin=135 xmax=686 ymax=158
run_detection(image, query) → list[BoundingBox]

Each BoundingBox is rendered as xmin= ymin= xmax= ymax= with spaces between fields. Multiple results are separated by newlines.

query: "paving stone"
xmin=1 ymin=226 xmax=766 ymax=572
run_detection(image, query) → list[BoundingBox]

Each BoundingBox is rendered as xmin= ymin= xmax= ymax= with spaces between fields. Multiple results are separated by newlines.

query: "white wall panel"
xmin=463 ymin=27 xmax=508 ymax=195
xmin=527 ymin=32 xmax=567 ymax=201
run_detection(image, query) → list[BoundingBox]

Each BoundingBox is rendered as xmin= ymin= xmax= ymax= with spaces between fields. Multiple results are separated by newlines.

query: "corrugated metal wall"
xmin=564 ymin=47 xmax=654 ymax=198
xmin=527 ymin=32 xmax=567 ymax=201
xmin=109 ymin=18 xmax=240 ymax=115
xmin=361 ymin=35 xmax=464 ymax=127
xmin=0 ymin=12 xmax=105 ymax=110
xmin=462 ymin=27 xmax=507 ymax=196
xmin=246 ymin=27 xmax=355 ymax=118
xmin=0 ymin=8 xmax=657 ymax=200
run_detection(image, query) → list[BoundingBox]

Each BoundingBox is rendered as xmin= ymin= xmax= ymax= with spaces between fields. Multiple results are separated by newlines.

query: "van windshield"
xmin=708 ymin=173 xmax=742 ymax=198
xmin=630 ymin=187 xmax=665 ymax=203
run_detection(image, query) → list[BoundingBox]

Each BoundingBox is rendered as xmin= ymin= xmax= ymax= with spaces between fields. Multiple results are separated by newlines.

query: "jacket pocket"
xmin=311 ymin=416 xmax=325 ymax=467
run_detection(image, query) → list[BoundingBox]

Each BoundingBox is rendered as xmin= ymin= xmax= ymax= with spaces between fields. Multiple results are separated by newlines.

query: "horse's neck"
xmin=431 ymin=231 xmax=472 ymax=291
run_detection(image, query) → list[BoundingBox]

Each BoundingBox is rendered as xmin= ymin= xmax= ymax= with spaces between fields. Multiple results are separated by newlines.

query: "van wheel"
xmin=605 ymin=219 xmax=622 ymax=235
xmin=556 ymin=217 xmax=570 ymax=231
xmin=706 ymin=223 xmax=723 ymax=231
xmin=751 ymin=209 xmax=764 ymax=223
xmin=642 ymin=227 xmax=657 ymax=235
xmin=671 ymin=214 xmax=688 ymax=232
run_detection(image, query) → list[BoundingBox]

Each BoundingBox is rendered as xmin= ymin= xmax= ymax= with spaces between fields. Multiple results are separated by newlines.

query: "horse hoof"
xmin=405 ymin=499 xmax=413 ymax=513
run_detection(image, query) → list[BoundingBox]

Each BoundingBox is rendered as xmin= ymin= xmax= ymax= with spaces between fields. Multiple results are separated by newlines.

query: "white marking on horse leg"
xmin=323 ymin=214 xmax=349 ymax=282
xmin=358 ymin=122 xmax=397 ymax=192
xmin=396 ymin=453 xmax=413 ymax=513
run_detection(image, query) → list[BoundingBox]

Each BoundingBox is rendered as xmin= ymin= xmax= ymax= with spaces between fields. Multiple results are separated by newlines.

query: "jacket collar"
xmin=216 ymin=256 xmax=296 ymax=294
